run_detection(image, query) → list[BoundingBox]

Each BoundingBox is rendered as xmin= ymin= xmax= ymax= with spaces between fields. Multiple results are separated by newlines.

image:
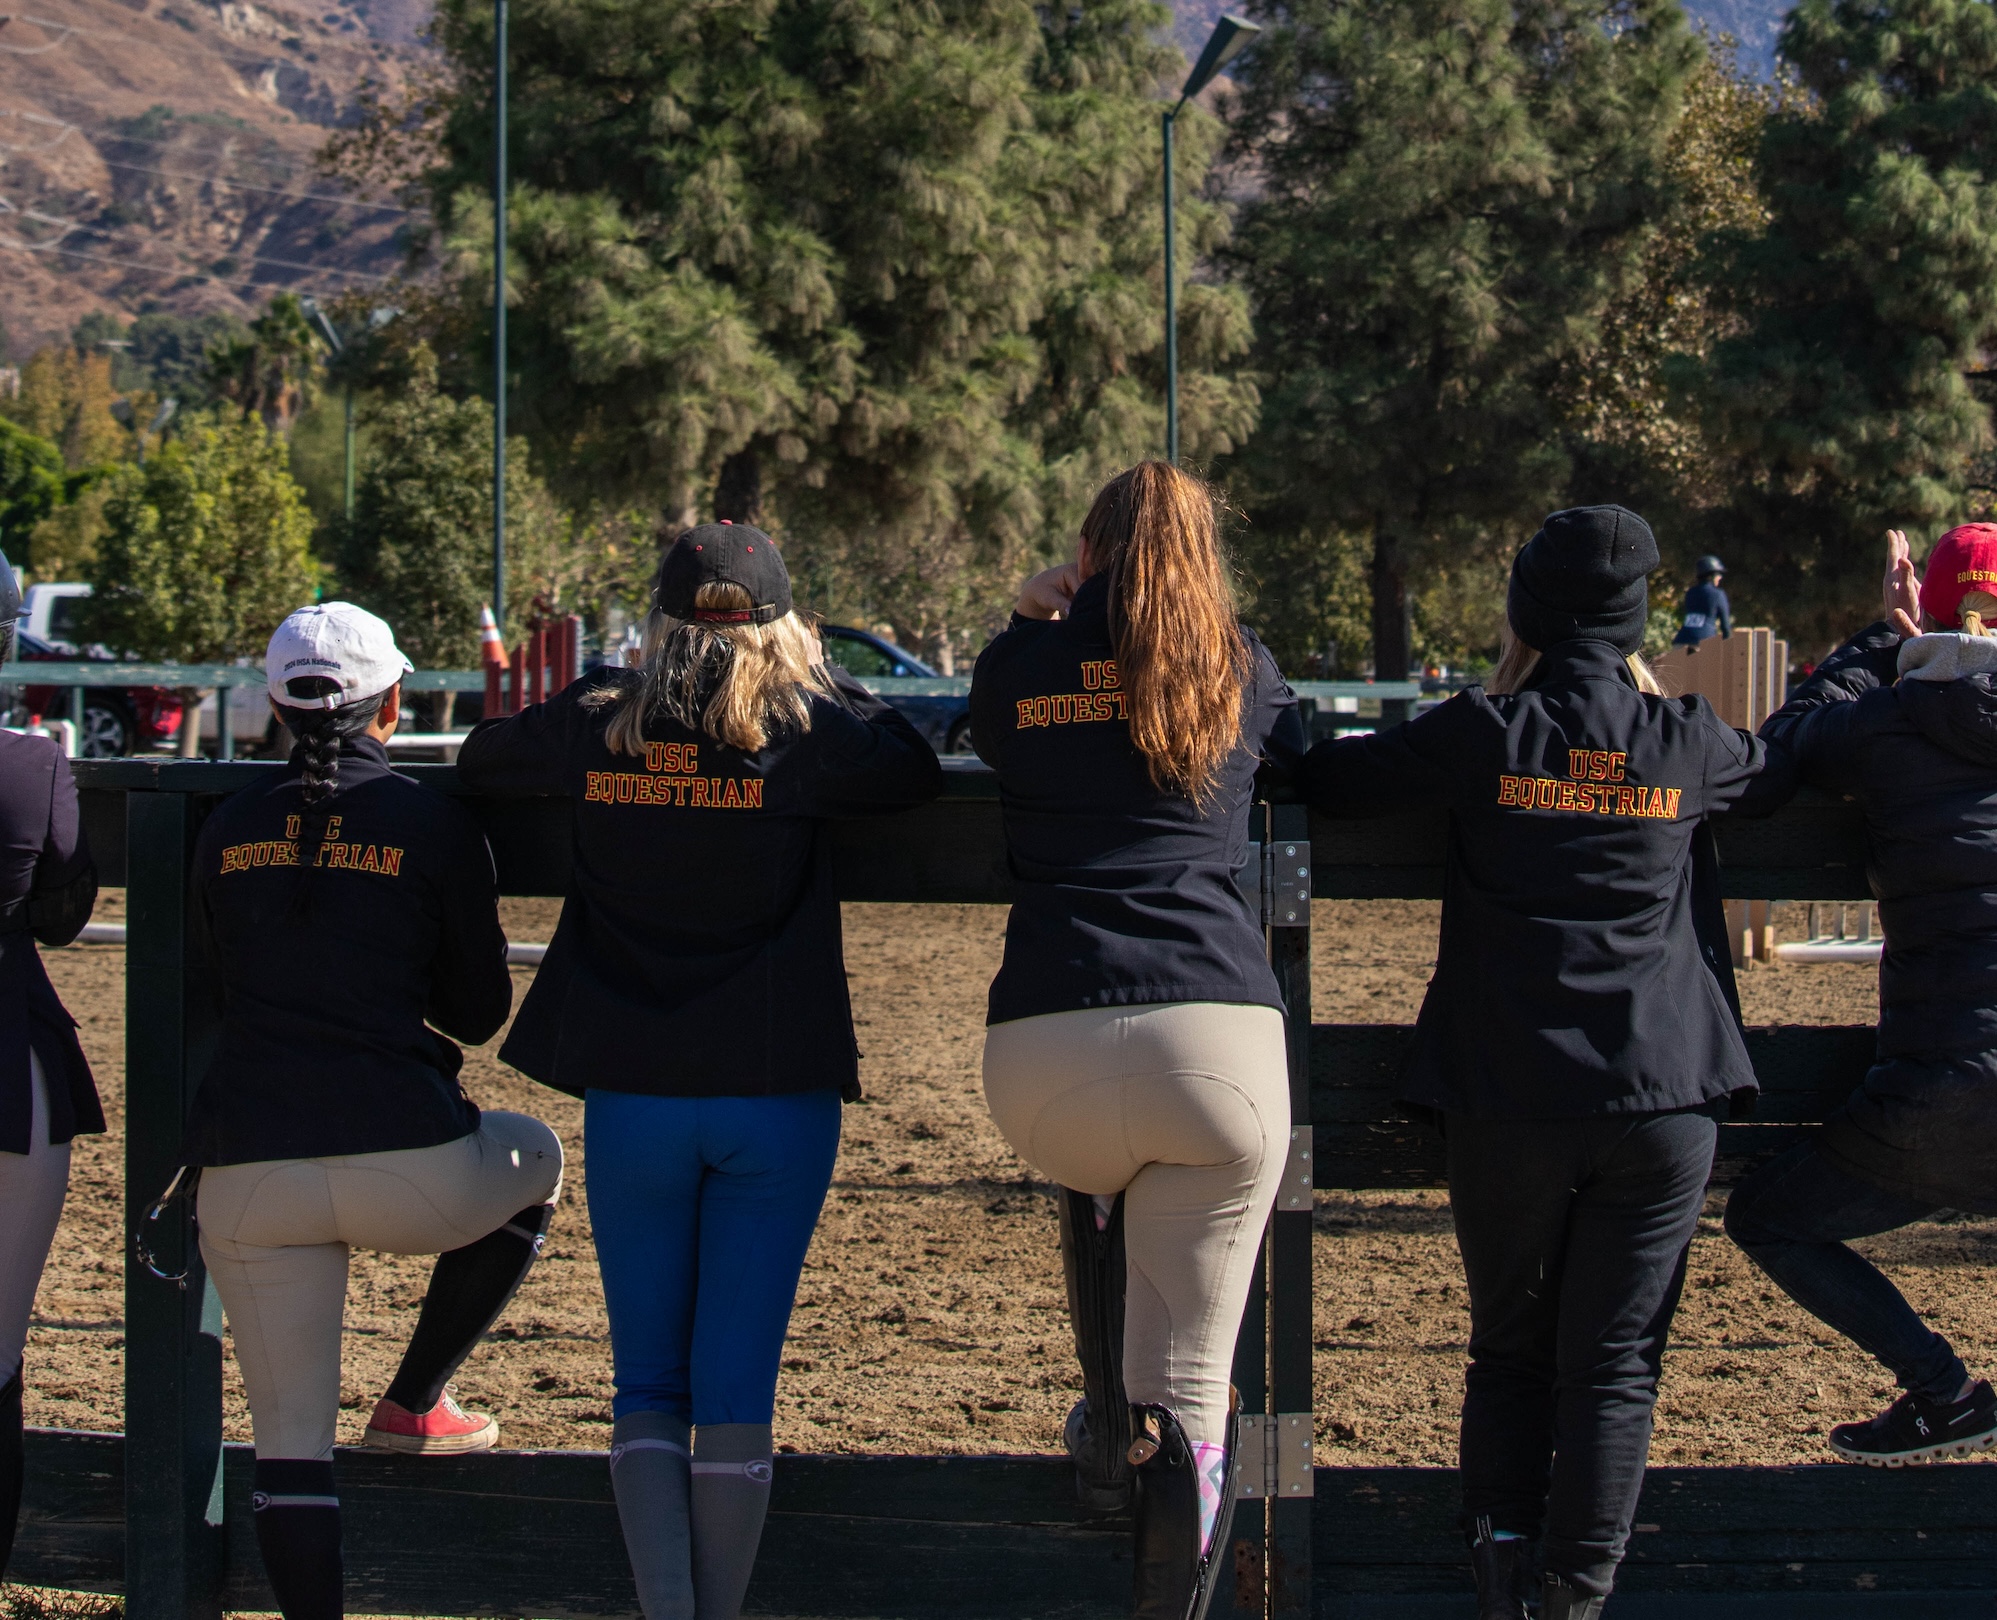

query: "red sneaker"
xmin=362 ymin=1388 xmax=498 ymax=1455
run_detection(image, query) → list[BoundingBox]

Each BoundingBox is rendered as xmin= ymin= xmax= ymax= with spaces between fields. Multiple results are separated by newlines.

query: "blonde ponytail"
xmin=1962 ymin=591 xmax=1997 ymax=636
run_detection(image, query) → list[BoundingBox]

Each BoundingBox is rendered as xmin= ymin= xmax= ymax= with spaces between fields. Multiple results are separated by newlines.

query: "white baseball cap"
xmin=265 ymin=602 xmax=413 ymax=711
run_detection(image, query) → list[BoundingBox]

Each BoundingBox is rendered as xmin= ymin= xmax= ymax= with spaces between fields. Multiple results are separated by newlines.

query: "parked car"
xmin=820 ymin=624 xmax=974 ymax=754
xmin=8 ymin=629 xmax=185 ymax=757
xmin=20 ymin=581 xmax=92 ymax=647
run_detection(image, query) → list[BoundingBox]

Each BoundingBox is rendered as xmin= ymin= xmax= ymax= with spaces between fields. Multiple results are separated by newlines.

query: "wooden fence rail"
xmin=10 ymin=760 xmax=1959 ymax=1619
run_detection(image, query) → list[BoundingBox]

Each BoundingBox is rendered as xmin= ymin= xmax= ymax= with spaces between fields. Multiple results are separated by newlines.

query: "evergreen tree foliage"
xmin=1689 ymin=0 xmax=1997 ymax=650
xmin=1225 ymin=0 xmax=1698 ymax=678
xmin=397 ymin=0 xmax=1254 ymax=656
xmin=1563 ymin=39 xmax=1794 ymax=512
xmin=335 ymin=347 xmax=610 ymax=667
xmin=78 ymin=412 xmax=318 ymax=663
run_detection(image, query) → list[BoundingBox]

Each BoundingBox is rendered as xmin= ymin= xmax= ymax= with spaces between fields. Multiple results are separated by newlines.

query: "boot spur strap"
xmin=1127 ymin=1409 xmax=1163 ymax=1466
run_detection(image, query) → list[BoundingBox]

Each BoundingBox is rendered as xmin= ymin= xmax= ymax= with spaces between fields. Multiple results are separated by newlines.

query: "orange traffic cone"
xmin=478 ymin=604 xmax=505 ymax=669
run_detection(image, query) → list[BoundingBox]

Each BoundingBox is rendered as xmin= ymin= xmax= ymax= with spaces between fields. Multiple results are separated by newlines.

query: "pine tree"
xmin=1225 ymin=0 xmax=1698 ymax=678
xmin=384 ymin=0 xmax=1252 ymax=656
xmin=1690 ymin=0 xmax=1997 ymax=649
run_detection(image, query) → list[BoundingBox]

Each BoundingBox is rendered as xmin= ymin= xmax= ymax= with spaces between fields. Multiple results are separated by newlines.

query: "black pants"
xmin=1446 ymin=1109 xmax=1716 ymax=1598
xmin=1724 ymin=1143 xmax=1966 ymax=1403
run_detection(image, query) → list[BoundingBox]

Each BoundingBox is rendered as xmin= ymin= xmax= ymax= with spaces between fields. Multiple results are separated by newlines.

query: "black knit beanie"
xmin=1506 ymin=505 xmax=1660 ymax=656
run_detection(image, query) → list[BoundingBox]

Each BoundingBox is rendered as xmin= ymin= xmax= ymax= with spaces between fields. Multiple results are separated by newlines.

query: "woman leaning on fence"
xmin=182 ymin=602 xmax=563 ymax=1620
xmin=970 ymin=462 xmax=1305 ymax=1620
xmin=455 ymin=524 xmax=942 ymax=1620
xmin=0 ymin=551 xmax=102 ymax=1582
xmin=1298 ymin=509 xmax=1775 ymax=1620
xmin=1723 ymin=525 xmax=1997 ymax=1467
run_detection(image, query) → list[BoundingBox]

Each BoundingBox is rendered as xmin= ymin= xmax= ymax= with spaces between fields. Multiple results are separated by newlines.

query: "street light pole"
xmin=1162 ymin=14 xmax=1259 ymax=466
xmin=492 ymin=0 xmax=509 ymax=629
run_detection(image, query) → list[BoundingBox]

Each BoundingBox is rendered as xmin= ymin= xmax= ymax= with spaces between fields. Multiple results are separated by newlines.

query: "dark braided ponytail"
xmin=274 ymin=675 xmax=386 ymax=910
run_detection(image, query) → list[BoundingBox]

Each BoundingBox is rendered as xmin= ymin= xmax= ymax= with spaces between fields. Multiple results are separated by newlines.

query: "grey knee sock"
xmin=610 ymin=1412 xmax=695 ymax=1620
xmin=690 ymin=1423 xmax=774 ymax=1620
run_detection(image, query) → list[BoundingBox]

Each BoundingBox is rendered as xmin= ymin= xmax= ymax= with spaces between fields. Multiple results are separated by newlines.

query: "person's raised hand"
xmin=1016 ymin=561 xmax=1081 ymax=621
xmin=1884 ymin=529 xmax=1922 ymax=639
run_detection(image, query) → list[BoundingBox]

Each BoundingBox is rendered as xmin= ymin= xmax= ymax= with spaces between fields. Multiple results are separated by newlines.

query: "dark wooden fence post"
xmin=124 ymin=787 xmax=225 ymax=1620
xmin=1266 ymin=803 xmax=1314 ymax=1618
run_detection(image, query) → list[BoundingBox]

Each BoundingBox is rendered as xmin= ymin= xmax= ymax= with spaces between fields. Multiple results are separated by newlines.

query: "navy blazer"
xmin=0 ymin=730 xmax=102 ymax=1153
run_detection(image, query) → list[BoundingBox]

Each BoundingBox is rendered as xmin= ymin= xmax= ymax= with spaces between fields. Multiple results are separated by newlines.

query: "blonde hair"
xmin=1962 ymin=591 xmax=1997 ymax=636
xmin=587 ymin=581 xmax=831 ymax=755
xmin=1484 ymin=624 xmax=1663 ymax=697
xmin=1080 ymin=461 xmax=1251 ymax=806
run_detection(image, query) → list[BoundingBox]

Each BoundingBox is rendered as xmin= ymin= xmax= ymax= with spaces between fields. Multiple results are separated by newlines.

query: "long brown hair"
xmin=585 ymin=582 xmax=830 ymax=755
xmin=1080 ymin=461 xmax=1250 ymax=804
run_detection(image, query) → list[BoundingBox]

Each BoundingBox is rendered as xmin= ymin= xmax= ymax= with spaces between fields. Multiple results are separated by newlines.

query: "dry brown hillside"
xmin=0 ymin=0 xmax=431 ymax=350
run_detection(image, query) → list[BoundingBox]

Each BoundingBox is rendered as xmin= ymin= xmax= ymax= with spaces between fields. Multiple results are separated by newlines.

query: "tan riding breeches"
xmin=197 ymin=1110 xmax=563 ymax=1460
xmin=982 ymin=1002 xmax=1290 ymax=1451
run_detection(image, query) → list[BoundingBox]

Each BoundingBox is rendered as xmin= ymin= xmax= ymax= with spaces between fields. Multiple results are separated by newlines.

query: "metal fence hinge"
xmin=1234 ymin=1412 xmax=1314 ymax=1498
xmin=1234 ymin=1411 xmax=1270 ymax=1497
xmin=1266 ymin=839 xmax=1309 ymax=928
xmin=1278 ymin=1125 xmax=1313 ymax=1212
xmin=1276 ymin=1413 xmax=1314 ymax=1496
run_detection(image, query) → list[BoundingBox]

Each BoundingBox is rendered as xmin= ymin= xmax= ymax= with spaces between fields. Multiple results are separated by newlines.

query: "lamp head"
xmin=1181 ymin=14 xmax=1260 ymax=101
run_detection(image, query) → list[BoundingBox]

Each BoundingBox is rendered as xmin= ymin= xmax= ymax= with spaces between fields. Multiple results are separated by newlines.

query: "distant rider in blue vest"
xmin=1672 ymin=556 xmax=1732 ymax=647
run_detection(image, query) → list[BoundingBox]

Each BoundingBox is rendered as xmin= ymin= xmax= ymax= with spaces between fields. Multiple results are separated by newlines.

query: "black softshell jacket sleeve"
xmin=1296 ymin=691 xmax=1469 ymax=817
xmin=1754 ymin=622 xmax=1902 ymax=799
xmin=28 ymin=748 xmax=94 ymax=948
xmin=424 ymin=806 xmax=512 ymax=1046
xmin=804 ymin=666 xmax=945 ymax=816
xmin=456 ymin=682 xmax=580 ymax=793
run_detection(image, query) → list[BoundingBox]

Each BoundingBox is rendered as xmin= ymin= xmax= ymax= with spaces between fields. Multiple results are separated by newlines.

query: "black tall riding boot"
xmin=1128 ymin=1399 xmax=1238 ymax=1620
xmin=1469 ymin=1517 xmax=1536 ymax=1620
xmin=1058 ymin=1187 xmax=1133 ymax=1512
xmin=0 ymin=1369 xmax=22 ymax=1577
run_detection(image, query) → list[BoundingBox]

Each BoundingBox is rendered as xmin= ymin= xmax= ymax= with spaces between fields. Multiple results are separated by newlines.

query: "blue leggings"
xmin=585 ymin=1088 xmax=842 ymax=1424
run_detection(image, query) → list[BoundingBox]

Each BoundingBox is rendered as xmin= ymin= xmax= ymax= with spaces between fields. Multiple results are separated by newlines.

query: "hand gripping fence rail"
xmin=15 ymin=757 xmax=1989 ymax=1619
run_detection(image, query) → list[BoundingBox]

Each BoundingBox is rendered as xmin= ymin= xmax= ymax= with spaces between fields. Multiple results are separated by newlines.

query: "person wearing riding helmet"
xmin=1672 ymin=555 xmax=1732 ymax=647
xmin=1723 ymin=524 xmax=1997 ymax=1467
xmin=455 ymin=523 xmax=942 ymax=1620
xmin=971 ymin=462 xmax=1305 ymax=1620
xmin=1298 ymin=508 xmax=1773 ymax=1620
xmin=186 ymin=602 xmax=562 ymax=1620
xmin=0 ymin=551 xmax=101 ymax=1580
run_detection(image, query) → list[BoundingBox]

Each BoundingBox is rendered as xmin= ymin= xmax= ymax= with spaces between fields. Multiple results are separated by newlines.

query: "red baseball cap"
xmin=1921 ymin=524 xmax=1997 ymax=628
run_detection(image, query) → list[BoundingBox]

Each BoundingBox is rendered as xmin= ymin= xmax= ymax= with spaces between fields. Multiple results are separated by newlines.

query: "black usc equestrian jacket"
xmin=1760 ymin=624 xmax=1997 ymax=1211
xmin=969 ymin=572 xmax=1306 ymax=1024
xmin=187 ymin=737 xmax=511 ymax=1166
xmin=456 ymin=663 xmax=942 ymax=1101
xmin=1299 ymin=639 xmax=1768 ymax=1120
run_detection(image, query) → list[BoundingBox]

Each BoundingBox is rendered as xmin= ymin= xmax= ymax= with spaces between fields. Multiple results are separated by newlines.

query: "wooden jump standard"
xmin=6 ymin=759 xmax=1989 ymax=1618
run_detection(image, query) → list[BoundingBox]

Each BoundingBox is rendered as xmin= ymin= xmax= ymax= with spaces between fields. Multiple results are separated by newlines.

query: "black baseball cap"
xmin=655 ymin=522 xmax=793 ymax=625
